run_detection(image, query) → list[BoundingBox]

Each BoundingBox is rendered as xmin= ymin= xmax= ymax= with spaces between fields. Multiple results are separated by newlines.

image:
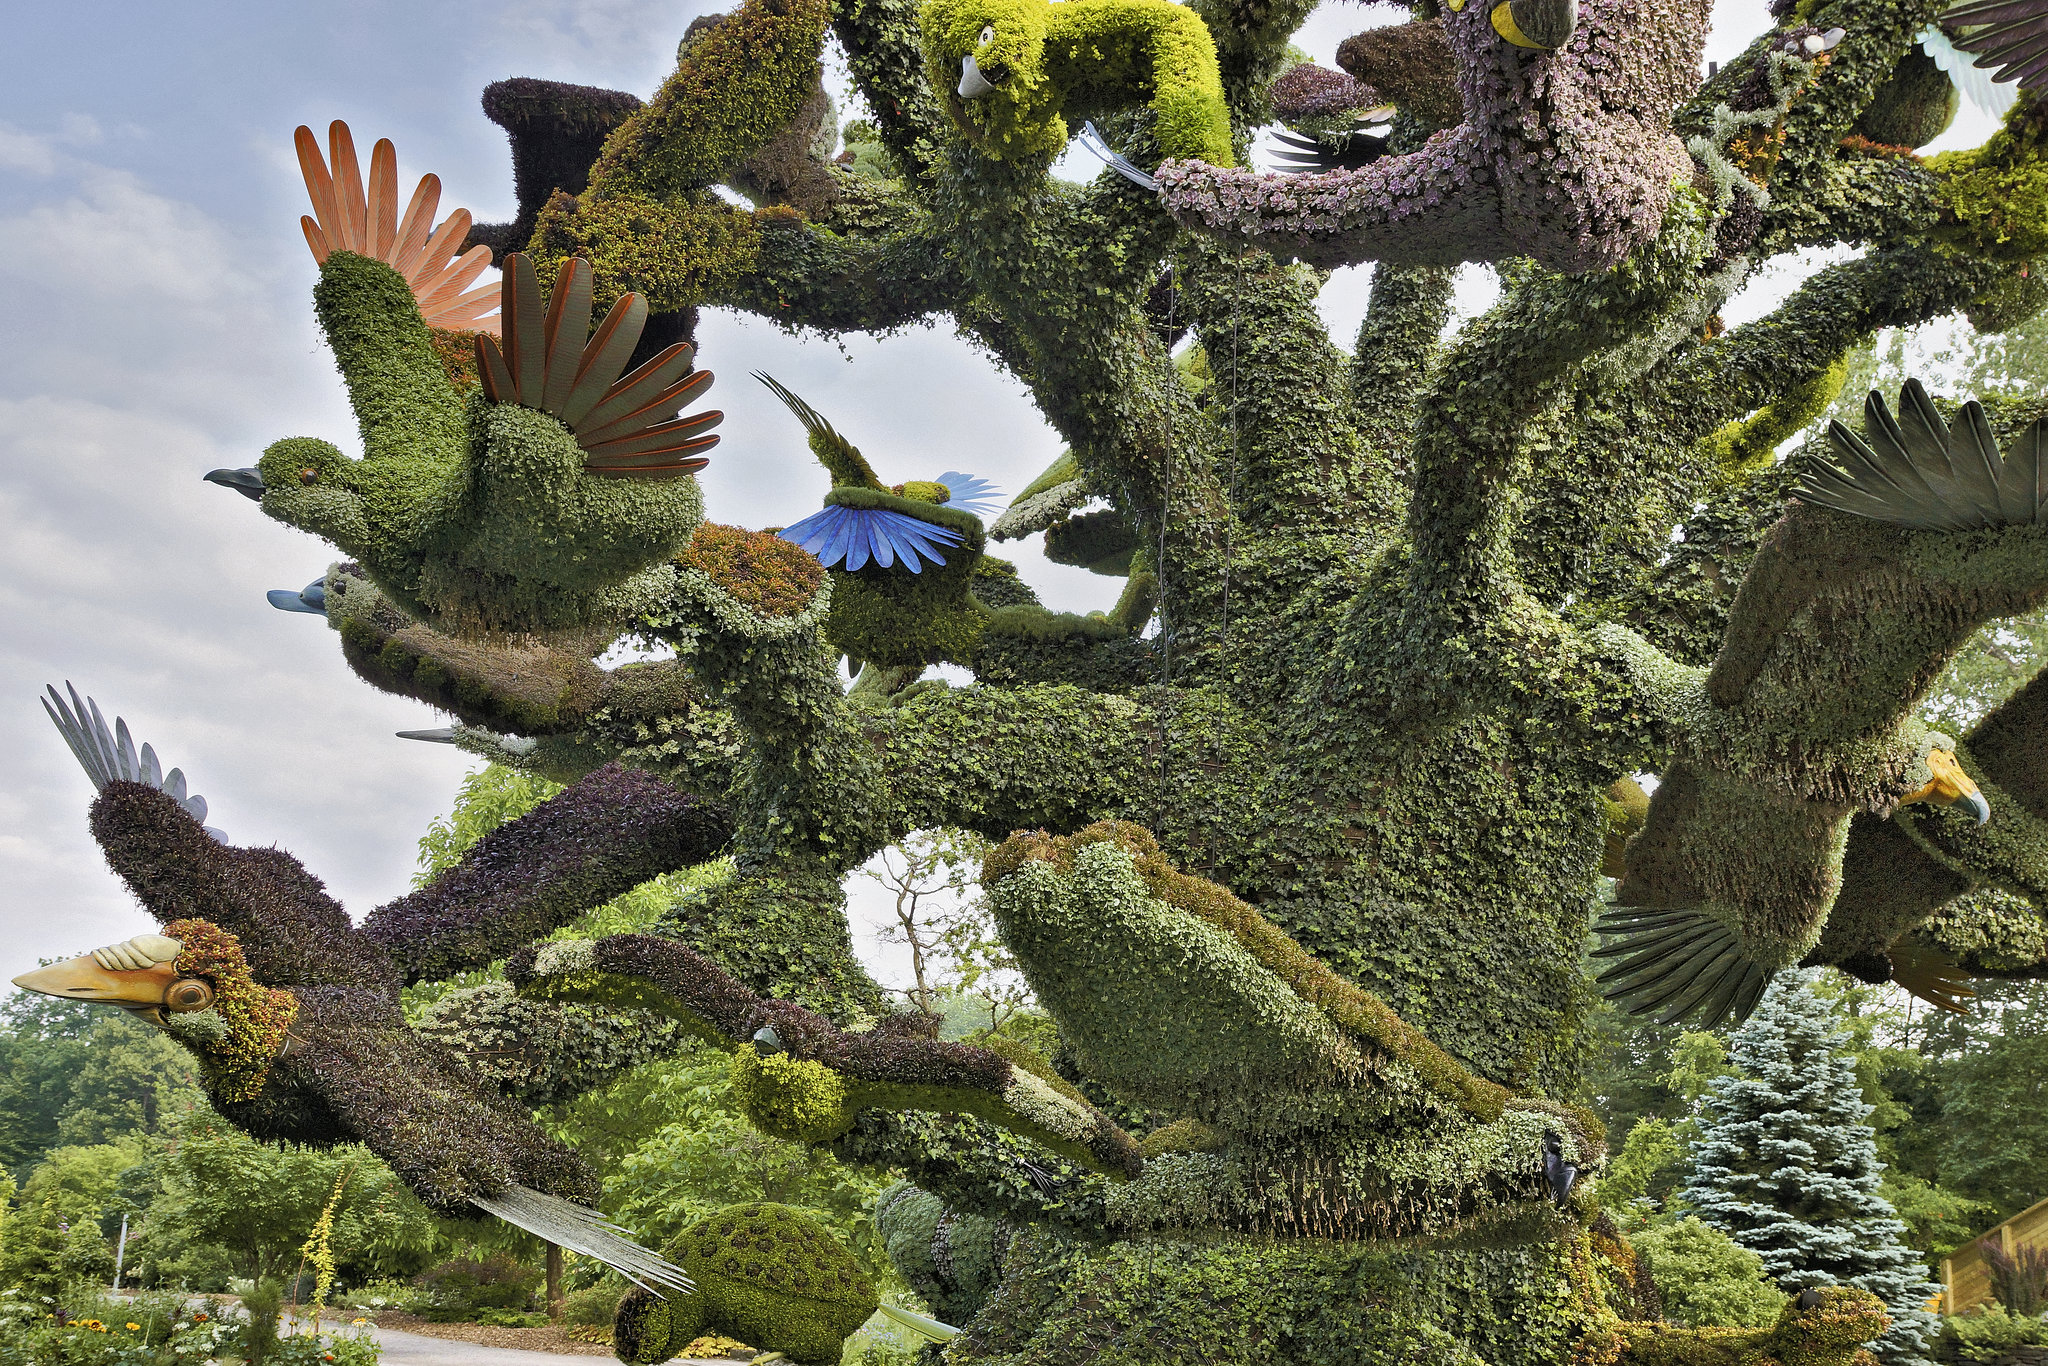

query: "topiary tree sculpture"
xmin=22 ymin=0 xmax=2048 ymax=1358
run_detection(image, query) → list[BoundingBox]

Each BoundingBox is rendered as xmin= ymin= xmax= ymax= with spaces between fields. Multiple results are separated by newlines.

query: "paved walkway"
xmin=370 ymin=1326 xmax=751 ymax=1366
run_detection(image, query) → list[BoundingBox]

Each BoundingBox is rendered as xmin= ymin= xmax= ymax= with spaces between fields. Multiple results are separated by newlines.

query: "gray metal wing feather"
xmin=42 ymin=683 xmax=225 ymax=840
xmin=1801 ymin=380 xmax=2048 ymax=529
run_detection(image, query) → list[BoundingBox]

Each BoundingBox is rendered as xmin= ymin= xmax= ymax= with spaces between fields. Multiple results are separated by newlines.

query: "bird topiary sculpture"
xmin=25 ymin=0 xmax=2048 ymax=1360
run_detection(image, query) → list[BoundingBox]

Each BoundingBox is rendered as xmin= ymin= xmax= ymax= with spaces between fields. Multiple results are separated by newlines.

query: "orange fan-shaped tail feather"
xmin=477 ymin=254 xmax=721 ymax=480
xmin=295 ymin=120 xmax=500 ymax=335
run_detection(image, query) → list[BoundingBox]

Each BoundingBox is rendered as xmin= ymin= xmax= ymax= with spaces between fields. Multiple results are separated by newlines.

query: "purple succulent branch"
xmin=1159 ymin=0 xmax=1708 ymax=273
xmin=361 ymin=763 xmax=733 ymax=984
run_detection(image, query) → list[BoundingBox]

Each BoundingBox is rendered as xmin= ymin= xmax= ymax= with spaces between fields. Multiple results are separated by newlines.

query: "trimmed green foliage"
xmin=920 ymin=0 xmax=1232 ymax=165
xmin=613 ymin=1202 xmax=876 ymax=1366
xmin=1630 ymin=1217 xmax=1789 ymax=1329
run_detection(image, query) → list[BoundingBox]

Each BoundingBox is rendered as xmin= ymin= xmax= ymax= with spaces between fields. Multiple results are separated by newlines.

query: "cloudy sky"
xmin=0 ymin=0 xmax=2000 ymax=994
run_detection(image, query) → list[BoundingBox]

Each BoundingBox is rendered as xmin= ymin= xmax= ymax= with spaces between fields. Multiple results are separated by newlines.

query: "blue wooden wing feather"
xmin=778 ymin=505 xmax=965 ymax=573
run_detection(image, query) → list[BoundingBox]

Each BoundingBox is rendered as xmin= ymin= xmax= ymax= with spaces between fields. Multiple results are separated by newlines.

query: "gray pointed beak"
xmin=1964 ymin=790 xmax=1992 ymax=825
xmin=959 ymin=54 xmax=997 ymax=99
xmin=396 ymin=726 xmax=458 ymax=744
xmin=205 ymin=467 xmax=267 ymax=501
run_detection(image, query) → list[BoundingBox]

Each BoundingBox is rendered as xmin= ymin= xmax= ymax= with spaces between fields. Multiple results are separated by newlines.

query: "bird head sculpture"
xmin=15 ymin=922 xmax=298 ymax=1103
xmin=919 ymin=0 xmax=1233 ymax=166
xmin=1900 ymin=743 xmax=1992 ymax=824
xmin=206 ymin=124 xmax=719 ymax=641
xmin=760 ymin=375 xmax=1001 ymax=668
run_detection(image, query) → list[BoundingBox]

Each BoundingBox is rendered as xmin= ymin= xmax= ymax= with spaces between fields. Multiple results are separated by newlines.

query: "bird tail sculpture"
xmin=470 ymin=1186 xmax=692 ymax=1295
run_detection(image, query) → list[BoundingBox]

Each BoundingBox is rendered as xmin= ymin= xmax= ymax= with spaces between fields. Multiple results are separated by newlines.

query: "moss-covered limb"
xmin=1350 ymin=261 xmax=1456 ymax=478
xmin=1188 ymin=0 xmax=1326 ymax=134
xmin=653 ymin=530 xmax=884 ymax=863
xmin=1756 ymin=149 xmax=1945 ymax=256
xmin=362 ymin=764 xmax=731 ymax=985
xmin=830 ymin=0 xmax=953 ymax=185
xmin=839 ymin=1110 xmax=1116 ymax=1239
xmin=87 ymin=783 xmax=396 ymax=993
xmin=710 ymin=203 xmax=970 ymax=333
xmin=873 ymin=681 xmax=1212 ymax=846
xmin=1654 ymin=246 xmax=1994 ymax=449
xmin=1613 ymin=1286 xmax=1888 ymax=1366
xmin=655 ymin=862 xmax=886 ymax=1019
xmin=513 ymin=933 xmax=1144 ymax=1171
xmin=414 ymin=979 xmax=692 ymax=1107
xmin=582 ymin=0 xmax=829 ymax=201
xmin=928 ymin=154 xmax=1232 ymax=626
xmin=1406 ymin=196 xmax=1713 ymax=622
xmin=324 ymin=563 xmax=702 ymax=737
xmin=1804 ymin=810 xmax=1973 ymax=970
xmin=1174 ymin=243 xmax=1394 ymax=542
xmin=968 ymin=608 xmax=1159 ymax=690
xmin=1919 ymin=886 xmax=2048 ymax=977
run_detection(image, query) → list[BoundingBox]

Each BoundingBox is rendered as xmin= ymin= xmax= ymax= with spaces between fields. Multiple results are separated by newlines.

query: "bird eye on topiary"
xmin=165 ymin=979 xmax=215 ymax=1013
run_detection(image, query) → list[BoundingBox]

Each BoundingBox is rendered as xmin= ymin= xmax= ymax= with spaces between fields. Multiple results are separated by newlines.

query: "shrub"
xmin=413 ymin=1255 xmax=540 ymax=1316
xmin=243 ymin=1278 xmax=283 ymax=1364
xmin=1981 ymin=1238 xmax=2048 ymax=1318
xmin=1931 ymin=1305 xmax=2048 ymax=1364
xmin=1631 ymin=1216 xmax=1788 ymax=1329
xmin=562 ymin=1285 xmax=621 ymax=1327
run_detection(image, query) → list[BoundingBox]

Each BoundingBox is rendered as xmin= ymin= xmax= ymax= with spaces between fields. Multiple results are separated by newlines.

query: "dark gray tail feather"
xmin=1591 ymin=906 xmax=1771 ymax=1026
xmin=469 ymin=1184 xmax=692 ymax=1297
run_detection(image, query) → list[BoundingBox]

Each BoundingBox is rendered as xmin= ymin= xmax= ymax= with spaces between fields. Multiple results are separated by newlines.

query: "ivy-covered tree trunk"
xmin=39 ymin=0 xmax=2048 ymax=1356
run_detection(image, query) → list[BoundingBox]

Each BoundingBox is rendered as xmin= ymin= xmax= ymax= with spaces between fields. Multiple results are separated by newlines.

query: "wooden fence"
xmin=1944 ymin=1194 xmax=2048 ymax=1314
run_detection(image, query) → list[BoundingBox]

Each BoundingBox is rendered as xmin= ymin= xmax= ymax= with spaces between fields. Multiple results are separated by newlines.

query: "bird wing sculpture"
xmin=758 ymin=375 xmax=1003 ymax=668
xmin=1941 ymin=0 xmax=2048 ymax=92
xmin=1053 ymin=0 xmax=1732 ymax=274
xmin=1596 ymin=382 xmax=2048 ymax=1025
xmin=13 ymin=690 xmax=713 ymax=1294
xmin=203 ymin=123 xmax=720 ymax=640
xmin=1917 ymin=23 xmax=2022 ymax=118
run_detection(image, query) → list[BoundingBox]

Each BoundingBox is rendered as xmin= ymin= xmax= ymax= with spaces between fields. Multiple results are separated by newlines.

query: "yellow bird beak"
xmin=1901 ymin=749 xmax=1992 ymax=826
xmin=11 ymin=954 xmax=180 ymax=1025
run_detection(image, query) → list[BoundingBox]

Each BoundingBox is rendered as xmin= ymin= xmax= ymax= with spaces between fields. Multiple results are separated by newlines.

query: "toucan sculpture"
xmin=14 ymin=685 xmax=729 ymax=1294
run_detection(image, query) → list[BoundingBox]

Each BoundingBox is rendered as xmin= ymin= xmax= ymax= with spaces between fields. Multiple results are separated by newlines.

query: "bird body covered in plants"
xmin=919 ymin=0 xmax=1235 ymax=166
xmin=762 ymin=375 xmax=1006 ymax=669
xmin=13 ymin=686 xmax=709 ymax=1294
xmin=205 ymin=123 xmax=722 ymax=641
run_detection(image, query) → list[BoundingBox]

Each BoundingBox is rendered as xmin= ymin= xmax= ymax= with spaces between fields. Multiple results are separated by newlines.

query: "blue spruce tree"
xmin=1683 ymin=971 xmax=1940 ymax=1364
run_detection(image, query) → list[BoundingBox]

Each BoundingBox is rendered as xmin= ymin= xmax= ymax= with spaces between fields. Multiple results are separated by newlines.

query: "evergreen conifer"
xmin=1684 ymin=972 xmax=1940 ymax=1364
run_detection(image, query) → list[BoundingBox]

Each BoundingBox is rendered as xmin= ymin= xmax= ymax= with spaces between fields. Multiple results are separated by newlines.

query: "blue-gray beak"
xmin=204 ymin=467 xmax=266 ymax=501
xmin=266 ymin=579 xmax=327 ymax=614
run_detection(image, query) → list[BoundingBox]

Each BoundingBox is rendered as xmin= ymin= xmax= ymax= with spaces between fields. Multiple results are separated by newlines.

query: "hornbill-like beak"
xmin=11 ymin=935 xmax=199 ymax=1027
xmin=204 ymin=467 xmax=267 ymax=501
xmin=1491 ymin=0 xmax=1576 ymax=49
xmin=959 ymin=54 xmax=997 ymax=99
xmin=1902 ymin=748 xmax=1992 ymax=826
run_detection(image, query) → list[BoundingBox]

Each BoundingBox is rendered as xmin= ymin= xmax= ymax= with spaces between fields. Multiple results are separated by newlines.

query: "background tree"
xmin=1685 ymin=973 xmax=1941 ymax=1363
